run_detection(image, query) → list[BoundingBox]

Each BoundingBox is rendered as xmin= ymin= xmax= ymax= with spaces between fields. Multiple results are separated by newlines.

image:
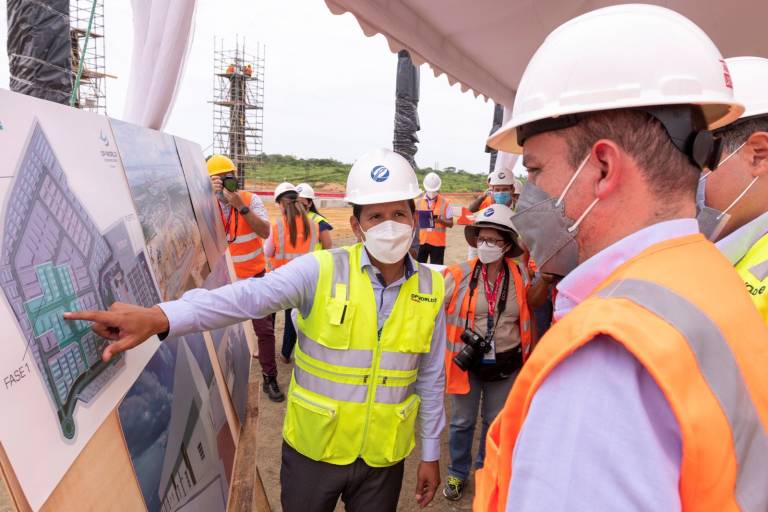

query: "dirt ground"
xmin=255 ymin=199 xmax=483 ymax=511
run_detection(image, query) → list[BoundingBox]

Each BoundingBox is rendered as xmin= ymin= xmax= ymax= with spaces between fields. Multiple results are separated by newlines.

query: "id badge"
xmin=482 ymin=337 xmax=497 ymax=364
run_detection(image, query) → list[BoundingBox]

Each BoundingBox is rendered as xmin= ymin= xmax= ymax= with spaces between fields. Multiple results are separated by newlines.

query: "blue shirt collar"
xmin=359 ymin=245 xmax=417 ymax=283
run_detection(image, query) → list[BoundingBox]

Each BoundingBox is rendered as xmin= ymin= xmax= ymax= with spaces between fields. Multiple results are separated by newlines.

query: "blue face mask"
xmin=493 ymin=191 xmax=511 ymax=205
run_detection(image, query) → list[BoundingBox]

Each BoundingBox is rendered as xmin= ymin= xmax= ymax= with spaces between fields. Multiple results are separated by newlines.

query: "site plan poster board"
xmin=118 ymin=332 xmax=235 ymax=512
xmin=110 ymin=120 xmax=210 ymax=302
xmin=0 ymin=89 xmax=163 ymax=510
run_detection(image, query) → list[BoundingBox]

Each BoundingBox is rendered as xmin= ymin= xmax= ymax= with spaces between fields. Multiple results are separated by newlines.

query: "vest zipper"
xmin=290 ymin=389 xmax=337 ymax=417
xmin=359 ymin=293 xmax=386 ymax=456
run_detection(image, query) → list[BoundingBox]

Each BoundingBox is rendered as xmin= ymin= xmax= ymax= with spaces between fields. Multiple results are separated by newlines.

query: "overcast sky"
xmin=0 ymin=0 xmax=496 ymax=173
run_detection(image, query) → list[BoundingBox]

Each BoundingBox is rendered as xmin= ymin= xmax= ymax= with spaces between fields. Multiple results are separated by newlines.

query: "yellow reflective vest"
xmin=307 ymin=211 xmax=329 ymax=251
xmin=734 ymin=232 xmax=768 ymax=322
xmin=284 ymin=243 xmax=444 ymax=467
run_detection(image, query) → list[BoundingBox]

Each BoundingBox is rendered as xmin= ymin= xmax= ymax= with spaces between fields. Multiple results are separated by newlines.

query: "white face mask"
xmin=361 ymin=220 xmax=414 ymax=264
xmin=477 ymin=241 xmax=505 ymax=264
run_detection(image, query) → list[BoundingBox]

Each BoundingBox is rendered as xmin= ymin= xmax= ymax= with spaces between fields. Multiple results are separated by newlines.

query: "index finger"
xmin=63 ymin=310 xmax=114 ymax=324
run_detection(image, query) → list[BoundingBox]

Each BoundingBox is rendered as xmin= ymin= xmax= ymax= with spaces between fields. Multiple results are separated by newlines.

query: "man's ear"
xmin=349 ymin=215 xmax=363 ymax=241
xmin=747 ymin=132 xmax=768 ymax=177
xmin=592 ymin=139 xmax=623 ymax=199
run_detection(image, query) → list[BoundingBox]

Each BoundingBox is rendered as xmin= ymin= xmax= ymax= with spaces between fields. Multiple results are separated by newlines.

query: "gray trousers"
xmin=280 ymin=442 xmax=404 ymax=512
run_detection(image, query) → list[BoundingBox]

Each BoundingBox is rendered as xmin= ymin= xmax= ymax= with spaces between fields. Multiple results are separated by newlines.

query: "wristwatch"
xmin=239 ymin=206 xmax=250 ymax=215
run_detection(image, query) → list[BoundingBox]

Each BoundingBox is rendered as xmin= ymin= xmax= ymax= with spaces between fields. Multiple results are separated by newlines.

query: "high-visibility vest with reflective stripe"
xmin=285 ymin=243 xmax=445 ymax=467
xmin=444 ymin=258 xmax=532 ymax=395
xmin=269 ymin=214 xmax=318 ymax=270
xmin=733 ymin=232 xmax=768 ymax=324
xmin=224 ymin=191 xmax=266 ymax=278
xmin=307 ymin=211 xmax=329 ymax=251
xmin=474 ymin=235 xmax=768 ymax=512
xmin=418 ymin=194 xmax=450 ymax=246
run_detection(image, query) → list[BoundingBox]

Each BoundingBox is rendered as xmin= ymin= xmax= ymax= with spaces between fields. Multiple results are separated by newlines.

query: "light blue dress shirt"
xmin=506 ymin=220 xmax=695 ymax=511
xmin=159 ymin=248 xmax=446 ymax=461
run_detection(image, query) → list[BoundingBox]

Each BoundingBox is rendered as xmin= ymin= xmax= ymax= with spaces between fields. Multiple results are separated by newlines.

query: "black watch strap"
xmin=239 ymin=205 xmax=250 ymax=215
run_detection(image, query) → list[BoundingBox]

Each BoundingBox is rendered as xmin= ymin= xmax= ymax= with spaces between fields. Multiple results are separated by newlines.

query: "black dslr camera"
xmin=453 ymin=328 xmax=492 ymax=371
xmin=222 ymin=175 xmax=238 ymax=192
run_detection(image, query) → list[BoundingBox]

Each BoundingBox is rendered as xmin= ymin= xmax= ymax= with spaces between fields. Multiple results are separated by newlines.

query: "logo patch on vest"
xmin=411 ymin=293 xmax=437 ymax=304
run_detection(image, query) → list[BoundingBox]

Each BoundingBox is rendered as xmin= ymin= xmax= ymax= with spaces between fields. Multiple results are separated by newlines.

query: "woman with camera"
xmin=266 ymin=182 xmax=319 ymax=368
xmin=441 ymin=204 xmax=532 ymax=502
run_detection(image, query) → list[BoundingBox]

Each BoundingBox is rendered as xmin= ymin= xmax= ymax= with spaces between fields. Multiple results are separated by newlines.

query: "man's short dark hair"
xmin=717 ymin=115 xmax=768 ymax=153
xmin=352 ymin=199 xmax=416 ymax=220
xmin=560 ymin=109 xmax=699 ymax=201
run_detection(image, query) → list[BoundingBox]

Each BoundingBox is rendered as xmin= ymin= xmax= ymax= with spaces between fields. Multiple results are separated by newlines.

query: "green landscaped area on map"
xmin=24 ymin=263 xmax=89 ymax=349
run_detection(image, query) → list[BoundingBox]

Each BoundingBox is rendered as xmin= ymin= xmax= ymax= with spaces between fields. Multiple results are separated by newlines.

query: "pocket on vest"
xmin=284 ymin=389 xmax=338 ymax=461
xmin=367 ymin=394 xmax=421 ymax=464
xmin=314 ymin=300 xmax=356 ymax=350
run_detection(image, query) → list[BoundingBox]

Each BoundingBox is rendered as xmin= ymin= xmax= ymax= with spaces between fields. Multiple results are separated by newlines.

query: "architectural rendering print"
xmin=0 ymin=122 xmax=161 ymax=440
xmin=111 ymin=120 xmax=210 ymax=301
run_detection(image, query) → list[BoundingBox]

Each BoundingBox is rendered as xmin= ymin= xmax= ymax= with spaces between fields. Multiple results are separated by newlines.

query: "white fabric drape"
xmin=123 ymin=0 xmax=196 ymax=129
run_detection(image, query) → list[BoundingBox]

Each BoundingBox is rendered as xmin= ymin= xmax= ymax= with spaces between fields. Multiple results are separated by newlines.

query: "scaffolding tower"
xmin=212 ymin=37 xmax=265 ymax=188
xmin=70 ymin=0 xmax=108 ymax=114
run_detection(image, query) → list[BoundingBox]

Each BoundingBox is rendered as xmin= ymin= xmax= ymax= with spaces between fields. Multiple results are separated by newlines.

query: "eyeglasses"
xmin=477 ymin=237 xmax=506 ymax=248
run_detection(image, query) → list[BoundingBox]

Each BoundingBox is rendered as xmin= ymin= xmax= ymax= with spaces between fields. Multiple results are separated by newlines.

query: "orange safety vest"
xmin=444 ymin=257 xmax=532 ymax=395
xmin=418 ymin=194 xmax=450 ymax=247
xmin=269 ymin=214 xmax=319 ymax=270
xmin=220 ymin=191 xmax=266 ymax=278
xmin=479 ymin=195 xmax=493 ymax=210
xmin=474 ymin=235 xmax=768 ymax=512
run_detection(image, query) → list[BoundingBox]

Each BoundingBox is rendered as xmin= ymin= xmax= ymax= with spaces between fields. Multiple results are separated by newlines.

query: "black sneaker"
xmin=263 ymin=374 xmax=285 ymax=402
xmin=442 ymin=475 xmax=463 ymax=501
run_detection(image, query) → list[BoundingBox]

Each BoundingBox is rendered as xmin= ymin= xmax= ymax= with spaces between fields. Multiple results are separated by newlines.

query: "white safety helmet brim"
xmin=725 ymin=57 xmax=768 ymax=120
xmin=487 ymin=4 xmax=744 ymax=154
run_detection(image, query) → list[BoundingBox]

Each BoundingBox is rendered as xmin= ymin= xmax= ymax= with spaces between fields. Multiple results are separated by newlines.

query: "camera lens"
xmin=453 ymin=344 xmax=477 ymax=372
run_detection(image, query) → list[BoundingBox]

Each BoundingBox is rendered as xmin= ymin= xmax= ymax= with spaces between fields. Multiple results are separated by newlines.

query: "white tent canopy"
xmin=324 ymin=0 xmax=768 ymax=110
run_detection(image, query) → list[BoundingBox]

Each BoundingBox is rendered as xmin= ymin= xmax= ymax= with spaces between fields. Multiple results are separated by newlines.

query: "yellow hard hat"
xmin=207 ymin=154 xmax=236 ymax=176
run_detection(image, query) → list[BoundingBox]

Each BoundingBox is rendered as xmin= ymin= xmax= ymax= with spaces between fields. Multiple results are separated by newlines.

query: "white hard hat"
xmin=488 ymin=4 xmax=743 ymax=154
xmin=725 ymin=57 xmax=768 ymax=120
xmin=274 ymin=182 xmax=297 ymax=202
xmin=296 ymin=183 xmax=316 ymax=200
xmin=488 ymin=169 xmax=515 ymax=186
xmin=344 ymin=148 xmax=422 ymax=204
xmin=423 ymin=172 xmax=442 ymax=192
xmin=464 ymin=204 xmax=522 ymax=257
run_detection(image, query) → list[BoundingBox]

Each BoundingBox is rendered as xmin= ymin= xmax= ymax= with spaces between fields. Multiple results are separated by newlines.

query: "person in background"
xmin=442 ymin=204 xmax=533 ymax=502
xmin=296 ymin=183 xmax=334 ymax=250
xmin=267 ymin=182 xmax=319 ymax=368
xmin=416 ymin=172 xmax=453 ymax=264
xmin=469 ymin=167 xmax=517 ymax=213
xmin=206 ymin=154 xmax=284 ymax=402
xmin=700 ymin=57 xmax=768 ymax=324
xmin=64 ymin=148 xmax=447 ymax=511
xmin=279 ymin=183 xmax=333 ymax=363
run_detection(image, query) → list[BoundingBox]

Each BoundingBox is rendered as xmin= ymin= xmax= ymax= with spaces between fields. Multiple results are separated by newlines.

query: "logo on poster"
xmin=99 ymin=129 xmax=119 ymax=163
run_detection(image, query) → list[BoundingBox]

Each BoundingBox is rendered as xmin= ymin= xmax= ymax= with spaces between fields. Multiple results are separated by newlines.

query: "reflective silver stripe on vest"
xmin=446 ymin=284 xmax=470 ymax=327
xmin=597 ymin=278 xmax=768 ymax=511
xmin=748 ymin=259 xmax=768 ymax=281
xmin=297 ymin=330 xmax=373 ymax=368
xmin=380 ymin=351 xmax=419 ymax=371
xmin=447 ymin=340 xmax=463 ymax=353
xmin=232 ymin=232 xmax=259 ymax=244
xmin=309 ymin=219 xmax=319 ymax=250
xmin=231 ymin=247 xmax=264 ymax=263
xmin=275 ymin=220 xmax=286 ymax=260
xmin=416 ymin=264 xmax=433 ymax=294
xmin=331 ymin=248 xmax=351 ymax=299
xmin=376 ymin=383 xmax=415 ymax=404
xmin=294 ymin=365 xmax=368 ymax=403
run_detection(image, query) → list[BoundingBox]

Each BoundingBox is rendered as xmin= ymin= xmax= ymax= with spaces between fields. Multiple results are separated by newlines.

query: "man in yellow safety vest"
xmin=65 ymin=148 xmax=447 ymax=512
